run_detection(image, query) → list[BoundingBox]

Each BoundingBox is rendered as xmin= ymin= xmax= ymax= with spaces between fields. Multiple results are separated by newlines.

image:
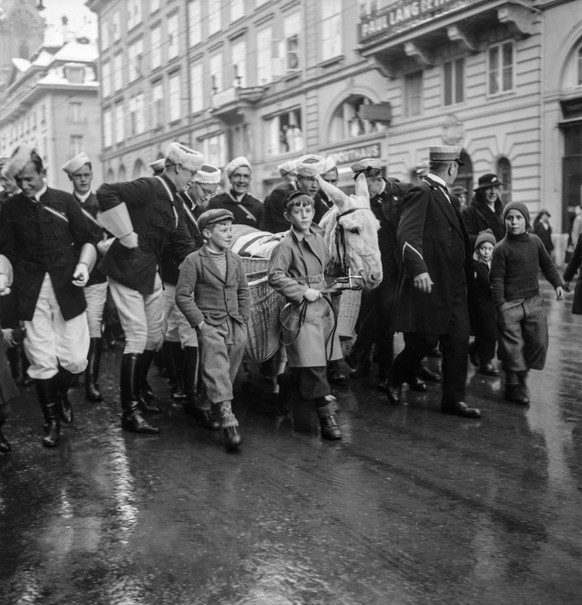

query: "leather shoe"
xmin=504 ymin=385 xmax=530 ymax=405
xmin=224 ymin=427 xmax=242 ymax=451
xmin=320 ymin=415 xmax=342 ymax=440
xmin=441 ymin=401 xmax=481 ymax=418
xmin=478 ymin=363 xmax=500 ymax=377
xmin=407 ymin=377 xmax=427 ymax=392
xmin=386 ymin=381 xmax=403 ymax=405
xmin=419 ymin=366 xmax=441 ymax=382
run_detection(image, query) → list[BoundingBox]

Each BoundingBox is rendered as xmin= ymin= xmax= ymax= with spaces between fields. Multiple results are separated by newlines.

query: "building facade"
xmin=85 ymin=0 xmax=582 ymax=235
xmin=0 ymin=36 xmax=102 ymax=190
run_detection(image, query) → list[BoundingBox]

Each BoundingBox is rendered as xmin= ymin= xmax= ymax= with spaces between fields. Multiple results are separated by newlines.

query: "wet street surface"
xmin=1 ymin=283 xmax=582 ymax=605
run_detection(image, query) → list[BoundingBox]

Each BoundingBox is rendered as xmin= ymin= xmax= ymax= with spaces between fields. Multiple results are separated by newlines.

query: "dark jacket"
xmin=564 ymin=235 xmax=582 ymax=314
xmin=73 ymin=191 xmax=107 ymax=286
xmin=261 ymin=183 xmax=294 ymax=233
xmin=0 ymin=187 xmax=96 ymax=321
xmin=471 ymin=259 xmax=496 ymax=338
xmin=208 ymin=191 xmax=263 ymax=228
xmin=392 ymin=177 xmax=472 ymax=334
xmin=97 ymin=175 xmax=195 ymax=294
xmin=534 ymin=221 xmax=554 ymax=253
xmin=462 ymin=196 xmax=505 ymax=245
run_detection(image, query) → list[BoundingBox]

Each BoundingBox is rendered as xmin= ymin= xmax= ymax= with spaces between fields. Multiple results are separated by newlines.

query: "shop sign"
xmin=358 ymin=0 xmax=463 ymax=44
xmin=328 ymin=143 xmax=381 ymax=166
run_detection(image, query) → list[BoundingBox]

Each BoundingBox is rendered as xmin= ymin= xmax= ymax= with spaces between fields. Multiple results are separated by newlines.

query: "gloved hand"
xmin=0 ymin=274 xmax=11 ymax=296
xmin=72 ymin=263 xmax=89 ymax=287
xmin=119 ymin=232 xmax=139 ymax=249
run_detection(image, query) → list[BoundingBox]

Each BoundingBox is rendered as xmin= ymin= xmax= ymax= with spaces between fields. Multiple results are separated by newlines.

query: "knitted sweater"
xmin=490 ymin=232 xmax=563 ymax=307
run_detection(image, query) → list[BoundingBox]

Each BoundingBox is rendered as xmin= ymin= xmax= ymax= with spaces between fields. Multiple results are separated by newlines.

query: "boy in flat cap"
xmin=62 ymin=152 xmax=108 ymax=403
xmin=208 ymin=156 xmax=263 ymax=227
xmin=0 ymin=144 xmax=97 ymax=447
xmin=389 ymin=145 xmax=481 ymax=418
xmin=96 ymin=142 xmax=200 ymax=434
xmin=176 ymin=209 xmax=250 ymax=451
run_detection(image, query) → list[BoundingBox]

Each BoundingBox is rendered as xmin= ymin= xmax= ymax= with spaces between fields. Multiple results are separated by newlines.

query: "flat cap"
xmin=226 ymin=156 xmax=252 ymax=178
xmin=194 ymin=164 xmax=221 ymax=185
xmin=198 ymin=208 xmax=234 ymax=231
xmin=428 ymin=145 xmax=464 ymax=165
xmin=165 ymin=142 xmax=204 ymax=173
xmin=351 ymin=157 xmax=385 ymax=173
xmin=62 ymin=152 xmax=91 ymax=175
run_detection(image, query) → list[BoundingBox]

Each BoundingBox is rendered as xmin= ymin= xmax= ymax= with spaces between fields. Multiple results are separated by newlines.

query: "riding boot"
xmin=120 ymin=353 xmax=160 ymax=434
xmin=85 ymin=337 xmax=103 ymax=402
xmin=183 ymin=347 xmax=219 ymax=429
xmin=56 ymin=367 xmax=75 ymax=424
xmin=315 ymin=400 xmax=342 ymax=440
xmin=214 ymin=401 xmax=242 ymax=451
xmin=162 ymin=341 xmax=187 ymax=402
xmin=135 ymin=349 xmax=161 ymax=413
xmin=35 ymin=378 xmax=61 ymax=447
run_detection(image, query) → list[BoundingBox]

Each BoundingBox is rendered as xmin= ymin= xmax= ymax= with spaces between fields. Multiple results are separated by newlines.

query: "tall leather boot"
xmin=35 ymin=378 xmax=61 ymax=447
xmin=56 ymin=367 xmax=75 ymax=424
xmin=120 ymin=353 xmax=160 ymax=434
xmin=162 ymin=341 xmax=187 ymax=402
xmin=135 ymin=349 xmax=161 ymax=413
xmin=315 ymin=399 xmax=342 ymax=440
xmin=214 ymin=401 xmax=242 ymax=451
xmin=183 ymin=347 xmax=219 ymax=429
xmin=85 ymin=337 xmax=103 ymax=402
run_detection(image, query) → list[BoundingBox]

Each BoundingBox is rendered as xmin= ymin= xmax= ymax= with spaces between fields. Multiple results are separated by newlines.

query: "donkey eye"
xmin=348 ymin=227 xmax=360 ymax=235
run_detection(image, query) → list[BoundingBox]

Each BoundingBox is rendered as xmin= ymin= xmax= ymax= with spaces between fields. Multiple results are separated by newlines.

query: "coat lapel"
xmin=200 ymin=247 xmax=225 ymax=283
xmin=427 ymin=180 xmax=463 ymax=237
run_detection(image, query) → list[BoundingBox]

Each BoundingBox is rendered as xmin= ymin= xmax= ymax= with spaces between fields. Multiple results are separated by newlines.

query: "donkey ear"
xmin=316 ymin=175 xmax=349 ymax=212
xmin=354 ymin=173 xmax=371 ymax=208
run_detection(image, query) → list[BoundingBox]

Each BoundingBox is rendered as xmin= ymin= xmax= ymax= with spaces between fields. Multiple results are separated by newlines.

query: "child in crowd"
xmin=268 ymin=190 xmax=342 ymax=440
xmin=469 ymin=229 xmax=499 ymax=376
xmin=176 ymin=209 xmax=250 ymax=451
xmin=490 ymin=202 xmax=564 ymax=405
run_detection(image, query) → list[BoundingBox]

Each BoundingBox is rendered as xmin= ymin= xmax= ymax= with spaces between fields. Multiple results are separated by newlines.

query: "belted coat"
xmin=392 ymin=177 xmax=473 ymax=335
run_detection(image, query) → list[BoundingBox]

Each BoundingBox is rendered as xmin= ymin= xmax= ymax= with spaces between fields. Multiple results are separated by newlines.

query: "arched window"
xmin=329 ymin=95 xmax=379 ymax=143
xmin=496 ymin=156 xmax=512 ymax=204
xmin=106 ymin=168 xmax=115 ymax=183
xmin=132 ymin=159 xmax=145 ymax=180
xmin=118 ymin=165 xmax=126 ymax=181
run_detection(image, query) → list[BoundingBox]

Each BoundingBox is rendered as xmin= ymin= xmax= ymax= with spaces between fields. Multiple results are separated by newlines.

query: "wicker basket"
xmin=245 ymin=274 xmax=284 ymax=363
xmin=337 ymin=289 xmax=362 ymax=339
xmin=241 ymin=256 xmax=270 ymax=275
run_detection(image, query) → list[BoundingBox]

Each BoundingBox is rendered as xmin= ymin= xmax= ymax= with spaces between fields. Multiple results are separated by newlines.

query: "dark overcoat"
xmin=0 ymin=188 xmax=95 ymax=321
xmin=392 ymin=177 xmax=473 ymax=335
xmin=471 ymin=260 xmax=497 ymax=338
xmin=563 ymin=234 xmax=582 ymax=314
xmin=208 ymin=191 xmax=263 ymax=228
xmin=461 ymin=196 xmax=505 ymax=245
xmin=97 ymin=176 xmax=195 ymax=295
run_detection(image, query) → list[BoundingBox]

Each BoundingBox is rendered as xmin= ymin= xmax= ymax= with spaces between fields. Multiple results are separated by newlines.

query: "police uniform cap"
xmin=428 ymin=145 xmax=464 ymax=165
xmin=198 ymin=209 xmax=234 ymax=231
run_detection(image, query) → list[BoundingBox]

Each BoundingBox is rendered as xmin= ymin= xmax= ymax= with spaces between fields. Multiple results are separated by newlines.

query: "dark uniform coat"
xmin=208 ymin=191 xmax=263 ymax=228
xmin=0 ymin=188 xmax=95 ymax=321
xmin=73 ymin=191 xmax=107 ymax=287
xmin=392 ymin=177 xmax=473 ymax=335
xmin=97 ymin=176 xmax=195 ymax=295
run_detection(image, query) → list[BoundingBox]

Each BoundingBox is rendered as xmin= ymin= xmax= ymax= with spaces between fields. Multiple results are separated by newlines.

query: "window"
xmin=231 ymin=0 xmax=244 ymax=21
xmin=113 ymin=53 xmax=123 ymax=91
xmin=129 ymin=93 xmax=145 ymax=136
xmin=443 ymin=58 xmax=464 ymax=106
xmin=114 ymin=102 xmax=124 ymax=145
xmin=188 ymin=0 xmax=201 ymax=46
xmin=190 ymin=63 xmax=204 ymax=113
xmin=103 ymin=109 xmax=112 ymax=147
xmin=404 ymin=71 xmax=423 ymax=117
xmin=284 ymin=12 xmax=300 ymax=71
xmin=578 ymin=47 xmax=582 ymax=86
xmin=257 ymin=27 xmax=272 ymax=85
xmin=112 ymin=11 xmax=121 ymax=42
xmin=208 ymin=3 xmax=221 ymax=36
xmin=210 ymin=53 xmax=223 ymax=93
xmin=150 ymin=0 xmax=160 ymax=13
xmin=329 ymin=95 xmax=379 ymax=142
xmin=202 ymin=133 xmax=227 ymax=167
xmin=102 ymin=61 xmax=111 ymax=97
xmin=70 ymin=135 xmax=83 ymax=155
xmin=488 ymin=41 xmax=514 ymax=95
xmin=169 ymin=72 xmax=181 ymax=122
xmin=266 ymin=108 xmax=303 ymax=155
xmin=321 ymin=0 xmax=342 ymax=61
xmin=496 ymin=156 xmax=512 ymax=204
xmin=128 ymin=38 xmax=143 ymax=82
xmin=151 ymin=25 xmax=162 ymax=69
xmin=68 ymin=101 xmax=82 ymax=123
xmin=127 ymin=0 xmax=142 ymax=31
xmin=100 ymin=20 xmax=110 ymax=50
xmin=152 ymin=81 xmax=164 ymax=127
xmin=168 ymin=13 xmax=179 ymax=60
xmin=232 ymin=40 xmax=247 ymax=88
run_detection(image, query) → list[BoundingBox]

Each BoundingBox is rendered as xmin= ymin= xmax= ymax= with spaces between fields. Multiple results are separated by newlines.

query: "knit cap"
xmin=502 ymin=201 xmax=530 ymax=229
xmin=474 ymin=229 xmax=496 ymax=251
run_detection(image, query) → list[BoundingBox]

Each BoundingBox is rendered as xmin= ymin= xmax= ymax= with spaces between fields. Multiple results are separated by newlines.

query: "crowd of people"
xmin=0 ymin=141 xmax=569 ymax=455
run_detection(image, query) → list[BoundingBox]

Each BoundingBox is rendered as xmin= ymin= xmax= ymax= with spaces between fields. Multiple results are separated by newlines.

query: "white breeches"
xmin=84 ymin=281 xmax=108 ymax=338
xmin=162 ymin=283 xmax=198 ymax=347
